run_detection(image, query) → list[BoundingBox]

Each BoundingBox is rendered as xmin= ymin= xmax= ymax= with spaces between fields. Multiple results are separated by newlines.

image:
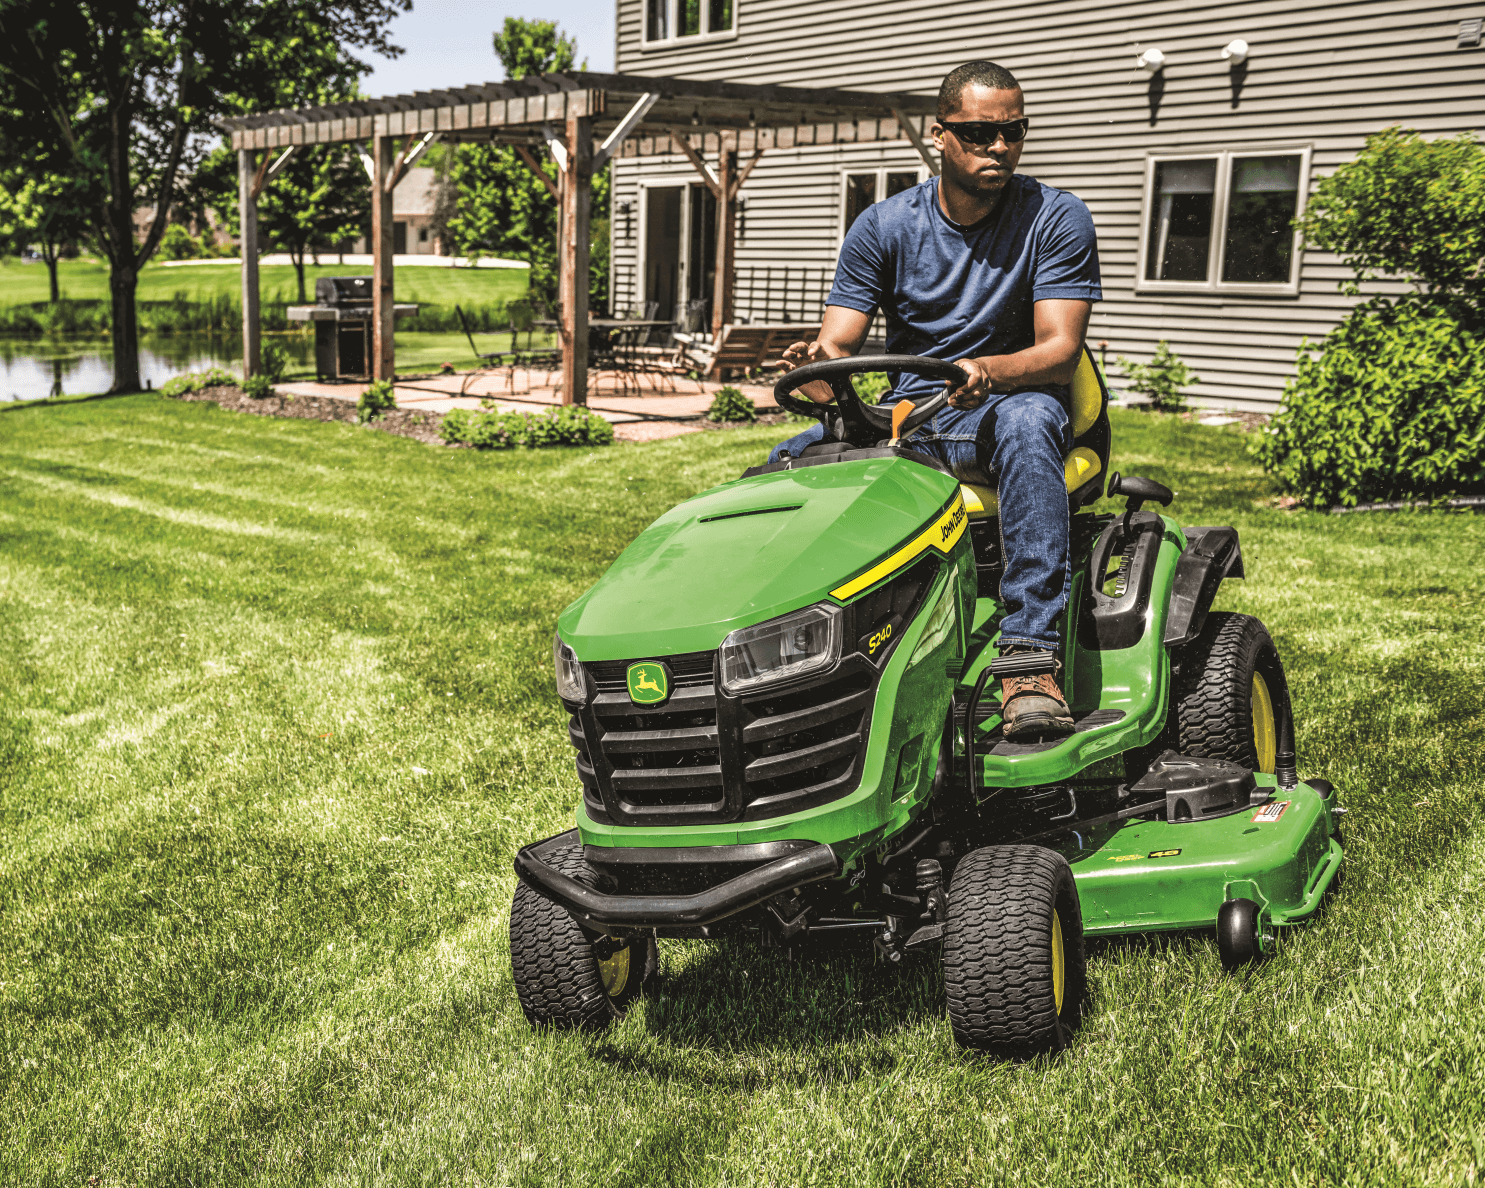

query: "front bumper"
xmin=513 ymin=830 xmax=839 ymax=931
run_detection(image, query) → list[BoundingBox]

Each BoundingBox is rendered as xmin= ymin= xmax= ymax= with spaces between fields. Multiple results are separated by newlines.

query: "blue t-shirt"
xmin=828 ymin=174 xmax=1102 ymax=403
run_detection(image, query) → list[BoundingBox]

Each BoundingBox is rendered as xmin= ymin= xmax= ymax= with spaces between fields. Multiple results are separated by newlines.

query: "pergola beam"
xmin=219 ymin=70 xmax=938 ymax=401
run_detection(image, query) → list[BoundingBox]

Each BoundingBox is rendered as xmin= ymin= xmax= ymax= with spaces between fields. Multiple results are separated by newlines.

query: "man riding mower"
xmin=507 ymin=63 xmax=1344 ymax=1055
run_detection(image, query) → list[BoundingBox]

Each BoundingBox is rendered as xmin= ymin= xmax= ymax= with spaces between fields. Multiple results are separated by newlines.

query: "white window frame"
xmin=1135 ymin=143 xmax=1313 ymax=297
xmin=837 ymin=165 xmax=931 ymax=246
xmin=640 ymin=0 xmax=738 ymax=48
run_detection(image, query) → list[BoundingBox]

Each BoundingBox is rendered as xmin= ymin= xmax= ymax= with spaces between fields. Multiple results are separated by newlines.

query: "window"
xmin=645 ymin=0 xmax=735 ymax=44
xmin=841 ymin=168 xmax=926 ymax=239
xmin=1139 ymin=146 xmax=1311 ymax=294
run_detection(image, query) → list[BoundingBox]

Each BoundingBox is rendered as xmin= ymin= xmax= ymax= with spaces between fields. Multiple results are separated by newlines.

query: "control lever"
xmin=890 ymin=399 xmax=915 ymax=446
xmin=1106 ymin=471 xmax=1174 ymax=513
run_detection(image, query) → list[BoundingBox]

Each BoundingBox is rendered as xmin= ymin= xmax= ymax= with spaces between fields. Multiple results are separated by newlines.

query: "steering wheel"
xmin=773 ymin=355 xmax=967 ymax=448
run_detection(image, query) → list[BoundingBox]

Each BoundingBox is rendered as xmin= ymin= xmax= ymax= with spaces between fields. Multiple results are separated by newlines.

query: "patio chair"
xmin=455 ymin=304 xmax=520 ymax=396
xmin=678 ymin=322 xmax=821 ymax=382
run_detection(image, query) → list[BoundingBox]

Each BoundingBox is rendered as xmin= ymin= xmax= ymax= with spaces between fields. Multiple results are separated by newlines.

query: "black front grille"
xmin=566 ymin=558 xmax=940 ymax=827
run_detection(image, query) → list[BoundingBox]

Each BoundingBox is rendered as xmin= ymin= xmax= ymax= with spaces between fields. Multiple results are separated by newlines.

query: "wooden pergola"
xmin=219 ymin=71 xmax=939 ymax=404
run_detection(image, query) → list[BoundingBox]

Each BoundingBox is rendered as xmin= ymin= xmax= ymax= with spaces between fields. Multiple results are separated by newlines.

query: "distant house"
xmin=609 ymin=1 xmax=1485 ymax=410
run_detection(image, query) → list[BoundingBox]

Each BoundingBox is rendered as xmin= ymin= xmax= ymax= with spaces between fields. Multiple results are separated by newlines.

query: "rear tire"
xmin=510 ymin=842 xmax=657 ymax=1030
xmin=1217 ymin=898 xmax=1262 ymax=970
xmin=942 ymin=845 xmax=1085 ymax=1056
xmin=1172 ymin=612 xmax=1287 ymax=775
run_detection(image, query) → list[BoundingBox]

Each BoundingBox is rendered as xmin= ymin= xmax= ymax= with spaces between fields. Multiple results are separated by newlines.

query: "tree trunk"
xmin=109 ymin=264 xmax=141 ymax=392
xmin=45 ymin=250 xmax=60 ymax=303
xmin=292 ymin=247 xmax=306 ymax=303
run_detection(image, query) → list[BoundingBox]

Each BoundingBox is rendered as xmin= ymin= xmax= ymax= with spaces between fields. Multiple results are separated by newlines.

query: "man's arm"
xmin=777 ymin=306 xmax=874 ymax=404
xmin=947 ymin=299 xmax=1092 ymax=408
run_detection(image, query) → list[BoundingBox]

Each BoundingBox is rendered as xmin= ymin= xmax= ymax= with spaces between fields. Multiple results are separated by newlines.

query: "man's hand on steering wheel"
xmin=779 ymin=339 xmax=845 ymax=406
xmin=947 ymin=357 xmax=998 ymax=409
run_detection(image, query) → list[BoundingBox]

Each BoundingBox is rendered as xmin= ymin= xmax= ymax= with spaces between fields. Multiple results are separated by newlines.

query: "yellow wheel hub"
xmin=597 ymin=942 xmax=630 ymax=998
xmin=1051 ymin=909 xmax=1065 ymax=1015
xmin=1251 ymin=672 xmax=1277 ymax=775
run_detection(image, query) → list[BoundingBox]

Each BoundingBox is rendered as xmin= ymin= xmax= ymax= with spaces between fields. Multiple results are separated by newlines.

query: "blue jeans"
xmin=768 ymin=392 xmax=1072 ymax=650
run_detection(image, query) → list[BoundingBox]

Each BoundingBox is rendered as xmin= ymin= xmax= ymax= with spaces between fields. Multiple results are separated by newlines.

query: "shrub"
xmin=1253 ymin=295 xmax=1485 ymax=507
xmin=1297 ymin=128 xmax=1485 ymax=300
xmin=707 ymin=386 xmax=757 ymax=423
xmin=158 ymin=224 xmax=202 ymax=261
xmin=241 ymin=374 xmax=275 ymax=399
xmin=358 ymin=380 xmax=397 ymax=423
xmin=1115 ymin=340 xmax=1198 ymax=412
xmin=1257 ymin=128 xmax=1485 ymax=506
xmin=440 ymin=405 xmax=614 ymax=449
xmin=260 ymin=340 xmax=289 ymax=383
xmin=159 ymin=368 xmax=238 ymax=397
xmin=851 ymin=371 xmax=890 ymax=404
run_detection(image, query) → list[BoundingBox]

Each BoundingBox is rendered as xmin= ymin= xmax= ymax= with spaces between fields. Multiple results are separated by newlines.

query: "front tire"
xmin=1217 ymin=898 xmax=1263 ymax=970
xmin=510 ymin=843 xmax=657 ymax=1029
xmin=943 ymin=845 xmax=1086 ymax=1055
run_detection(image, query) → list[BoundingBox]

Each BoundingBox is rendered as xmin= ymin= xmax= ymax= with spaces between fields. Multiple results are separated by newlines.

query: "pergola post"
xmin=238 ymin=149 xmax=260 ymax=379
xmin=712 ymin=136 xmax=735 ymax=342
xmin=371 ymin=134 xmax=396 ymax=382
xmin=559 ymin=113 xmax=593 ymax=406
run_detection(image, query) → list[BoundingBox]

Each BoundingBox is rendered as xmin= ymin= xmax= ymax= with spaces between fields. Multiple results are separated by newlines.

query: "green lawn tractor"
xmin=510 ymin=352 xmax=1344 ymax=1055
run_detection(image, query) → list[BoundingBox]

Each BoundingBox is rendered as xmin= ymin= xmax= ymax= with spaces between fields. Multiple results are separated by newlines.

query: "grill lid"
xmin=315 ymin=276 xmax=373 ymax=307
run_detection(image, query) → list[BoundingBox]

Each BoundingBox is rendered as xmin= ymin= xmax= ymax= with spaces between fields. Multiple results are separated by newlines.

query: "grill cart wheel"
xmin=1217 ymin=897 xmax=1264 ymax=970
xmin=1172 ymin=612 xmax=1288 ymax=775
xmin=510 ymin=842 xmax=657 ymax=1029
xmin=942 ymin=845 xmax=1086 ymax=1055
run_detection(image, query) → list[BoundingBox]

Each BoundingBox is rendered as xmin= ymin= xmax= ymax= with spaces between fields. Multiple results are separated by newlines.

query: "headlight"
xmin=720 ymin=604 xmax=842 ymax=695
xmin=553 ymin=634 xmax=586 ymax=703
xmin=908 ymin=578 xmax=958 ymax=666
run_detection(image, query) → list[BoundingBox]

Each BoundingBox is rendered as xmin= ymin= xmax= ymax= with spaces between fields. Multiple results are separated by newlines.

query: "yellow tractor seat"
xmin=956 ymin=346 xmax=1111 ymax=520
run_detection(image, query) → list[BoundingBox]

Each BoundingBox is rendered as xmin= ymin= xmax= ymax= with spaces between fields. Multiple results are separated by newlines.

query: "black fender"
xmin=1162 ymin=527 xmax=1245 ymax=648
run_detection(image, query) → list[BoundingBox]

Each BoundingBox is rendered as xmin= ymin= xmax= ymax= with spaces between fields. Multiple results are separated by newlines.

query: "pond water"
xmin=0 ymin=334 xmax=313 ymax=402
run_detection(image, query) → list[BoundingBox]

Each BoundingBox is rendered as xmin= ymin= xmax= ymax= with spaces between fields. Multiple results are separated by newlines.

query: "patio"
xmin=275 ymin=368 xmax=782 ymax=442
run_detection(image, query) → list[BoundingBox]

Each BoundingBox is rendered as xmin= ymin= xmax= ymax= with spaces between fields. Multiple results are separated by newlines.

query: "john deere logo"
xmin=627 ymin=662 xmax=670 ymax=705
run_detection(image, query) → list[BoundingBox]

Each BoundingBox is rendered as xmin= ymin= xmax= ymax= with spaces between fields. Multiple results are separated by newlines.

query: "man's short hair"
xmin=938 ymin=61 xmax=1021 ymax=118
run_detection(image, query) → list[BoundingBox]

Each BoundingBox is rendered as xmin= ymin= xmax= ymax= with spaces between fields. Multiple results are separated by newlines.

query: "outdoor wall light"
xmin=690 ymin=108 xmax=701 ymax=126
xmin=1222 ymin=39 xmax=1249 ymax=64
xmin=1136 ymin=47 xmax=1166 ymax=72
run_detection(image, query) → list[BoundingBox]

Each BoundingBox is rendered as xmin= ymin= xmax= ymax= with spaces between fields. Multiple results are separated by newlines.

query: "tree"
xmin=194 ymin=137 xmax=370 ymax=302
xmin=0 ymin=163 xmax=94 ymax=302
xmin=439 ymin=18 xmax=609 ymax=312
xmin=0 ymin=0 xmax=408 ymax=392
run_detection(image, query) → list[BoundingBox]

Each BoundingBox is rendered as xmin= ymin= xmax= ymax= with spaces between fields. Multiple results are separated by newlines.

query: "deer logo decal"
xmin=626 ymin=661 xmax=670 ymax=705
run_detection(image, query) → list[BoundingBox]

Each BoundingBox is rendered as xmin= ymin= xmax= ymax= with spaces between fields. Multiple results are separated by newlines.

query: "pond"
xmin=0 ymin=334 xmax=314 ymax=402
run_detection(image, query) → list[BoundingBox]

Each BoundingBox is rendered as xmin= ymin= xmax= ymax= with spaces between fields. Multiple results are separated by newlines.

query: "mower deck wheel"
xmin=1217 ymin=897 xmax=1264 ymax=970
xmin=942 ymin=845 xmax=1086 ymax=1056
xmin=510 ymin=842 xmax=657 ymax=1029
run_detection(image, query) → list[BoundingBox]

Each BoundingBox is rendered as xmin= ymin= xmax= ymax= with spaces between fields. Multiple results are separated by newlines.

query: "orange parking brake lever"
xmin=890 ymin=400 xmax=915 ymax=446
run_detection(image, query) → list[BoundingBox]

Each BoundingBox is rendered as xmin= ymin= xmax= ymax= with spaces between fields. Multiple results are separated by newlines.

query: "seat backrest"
xmin=1067 ymin=345 xmax=1111 ymax=508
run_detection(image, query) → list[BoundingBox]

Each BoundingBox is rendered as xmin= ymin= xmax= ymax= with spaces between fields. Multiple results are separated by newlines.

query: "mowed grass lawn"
xmin=0 ymin=257 xmax=528 ymax=310
xmin=1 ymin=396 xmax=1483 ymax=1186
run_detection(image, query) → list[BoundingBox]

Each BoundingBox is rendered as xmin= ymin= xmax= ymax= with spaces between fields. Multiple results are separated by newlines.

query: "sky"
xmin=360 ymin=0 xmax=615 ymax=98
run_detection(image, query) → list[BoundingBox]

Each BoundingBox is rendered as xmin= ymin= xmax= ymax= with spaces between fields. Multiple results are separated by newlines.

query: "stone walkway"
xmin=275 ymin=369 xmax=781 ymax=443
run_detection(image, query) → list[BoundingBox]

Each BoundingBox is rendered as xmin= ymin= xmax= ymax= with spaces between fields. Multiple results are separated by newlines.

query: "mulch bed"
xmin=172 ymin=384 xmax=451 ymax=445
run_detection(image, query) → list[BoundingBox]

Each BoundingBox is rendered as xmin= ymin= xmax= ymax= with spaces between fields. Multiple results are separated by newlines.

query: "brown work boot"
xmin=1000 ymin=652 xmax=1075 ymax=741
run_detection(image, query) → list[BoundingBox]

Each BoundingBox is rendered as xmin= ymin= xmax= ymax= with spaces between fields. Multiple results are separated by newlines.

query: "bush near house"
xmin=1257 ymin=128 xmax=1485 ymax=506
xmin=707 ymin=386 xmax=756 ymax=423
xmin=1115 ymin=340 xmax=1198 ymax=413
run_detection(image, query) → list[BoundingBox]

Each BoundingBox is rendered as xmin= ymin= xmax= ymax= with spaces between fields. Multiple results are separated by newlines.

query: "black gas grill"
xmin=285 ymin=277 xmax=418 ymax=382
xmin=566 ymin=555 xmax=940 ymax=827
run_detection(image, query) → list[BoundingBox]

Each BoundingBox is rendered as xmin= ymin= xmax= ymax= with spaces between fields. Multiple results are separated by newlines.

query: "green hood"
xmin=558 ymin=456 xmax=960 ymax=661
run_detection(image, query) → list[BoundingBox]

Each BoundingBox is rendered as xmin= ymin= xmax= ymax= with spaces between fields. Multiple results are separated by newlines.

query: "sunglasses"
xmin=938 ymin=118 xmax=1030 ymax=146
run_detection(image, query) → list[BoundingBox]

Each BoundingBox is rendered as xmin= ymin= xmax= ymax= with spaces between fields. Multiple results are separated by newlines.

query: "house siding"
xmin=610 ymin=0 xmax=1484 ymax=410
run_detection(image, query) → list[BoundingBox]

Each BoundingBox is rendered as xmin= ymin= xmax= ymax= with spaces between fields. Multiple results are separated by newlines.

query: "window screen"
xmin=885 ymin=171 xmax=918 ymax=199
xmin=679 ymin=0 xmax=701 ymax=36
xmin=647 ymin=0 xmax=668 ymax=40
xmin=709 ymin=0 xmax=734 ymax=32
xmin=1222 ymin=155 xmax=1302 ymax=284
xmin=844 ymin=173 xmax=876 ymax=236
xmin=1146 ymin=159 xmax=1216 ymax=282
